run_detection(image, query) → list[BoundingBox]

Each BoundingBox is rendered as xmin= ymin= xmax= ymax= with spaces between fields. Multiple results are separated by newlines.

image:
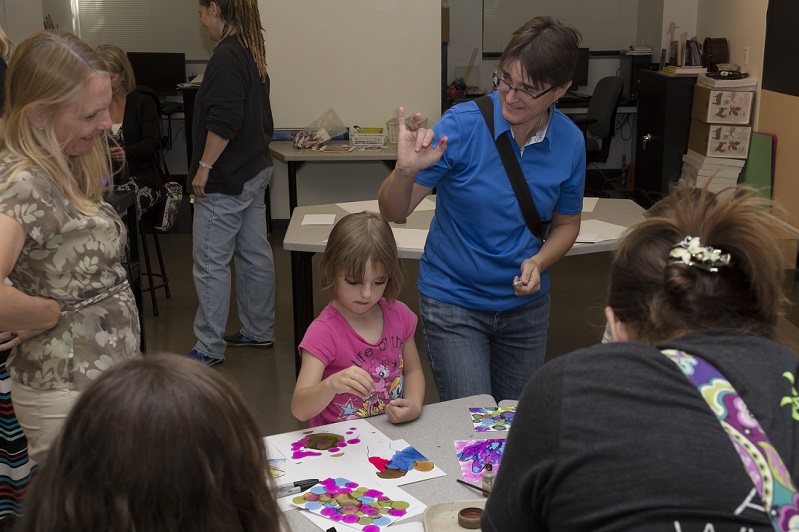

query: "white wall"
xmin=2 ymin=0 xmax=43 ymax=45
xmin=262 ymin=0 xmax=440 ymax=220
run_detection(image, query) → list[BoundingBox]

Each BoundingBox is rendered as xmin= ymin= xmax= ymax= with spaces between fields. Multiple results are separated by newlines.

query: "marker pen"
xmin=276 ymin=478 xmax=319 ymax=498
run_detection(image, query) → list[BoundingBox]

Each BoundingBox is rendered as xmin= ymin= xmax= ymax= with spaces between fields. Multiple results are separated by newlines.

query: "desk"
xmin=269 ymin=141 xmax=398 ymax=215
xmin=283 ymin=198 xmax=645 ymax=373
xmin=279 ymin=394 xmax=504 ymax=530
xmin=105 ymin=189 xmax=146 ymax=352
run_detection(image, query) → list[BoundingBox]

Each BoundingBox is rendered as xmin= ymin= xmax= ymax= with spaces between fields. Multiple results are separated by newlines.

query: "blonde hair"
xmin=96 ymin=44 xmax=137 ymax=94
xmin=0 ymin=25 xmax=11 ymax=59
xmin=199 ymin=0 xmax=268 ymax=80
xmin=0 ymin=30 xmax=112 ymax=215
xmin=320 ymin=211 xmax=405 ymax=302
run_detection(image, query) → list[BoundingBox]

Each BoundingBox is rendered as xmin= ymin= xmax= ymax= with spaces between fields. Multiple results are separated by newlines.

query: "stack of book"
xmin=681 ymin=149 xmax=745 ymax=192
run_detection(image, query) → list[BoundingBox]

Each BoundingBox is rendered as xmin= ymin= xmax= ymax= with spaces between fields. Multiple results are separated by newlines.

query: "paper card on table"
xmin=454 ymin=439 xmax=506 ymax=483
xmin=391 ymin=228 xmax=428 ymax=250
xmin=302 ymin=213 xmax=337 ymax=226
xmin=365 ymin=438 xmax=446 ymax=487
xmin=469 ymin=407 xmax=516 ymax=432
xmin=575 ymin=219 xmax=628 ymax=243
xmin=413 ymin=197 xmax=436 ymax=211
xmin=267 ymin=457 xmax=287 ymax=479
xmin=582 ymin=197 xmax=599 ymax=212
xmin=336 ymin=200 xmax=380 ymax=214
xmin=291 ymin=477 xmax=424 ymax=531
xmin=267 ymin=418 xmax=392 ymax=464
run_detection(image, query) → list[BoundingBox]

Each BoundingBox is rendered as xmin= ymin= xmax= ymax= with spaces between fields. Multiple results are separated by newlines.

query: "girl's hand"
xmin=384 ymin=398 xmax=422 ymax=424
xmin=326 ymin=366 xmax=375 ymax=400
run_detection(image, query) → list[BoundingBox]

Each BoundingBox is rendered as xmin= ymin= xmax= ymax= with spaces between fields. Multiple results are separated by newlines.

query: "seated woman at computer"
xmin=96 ymin=44 xmax=163 ymax=219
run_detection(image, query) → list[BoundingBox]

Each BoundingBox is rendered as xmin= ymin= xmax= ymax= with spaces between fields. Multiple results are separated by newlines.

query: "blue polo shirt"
xmin=415 ymin=92 xmax=585 ymax=311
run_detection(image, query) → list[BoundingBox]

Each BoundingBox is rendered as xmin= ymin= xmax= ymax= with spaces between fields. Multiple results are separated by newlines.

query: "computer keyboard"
xmin=558 ymin=92 xmax=590 ymax=104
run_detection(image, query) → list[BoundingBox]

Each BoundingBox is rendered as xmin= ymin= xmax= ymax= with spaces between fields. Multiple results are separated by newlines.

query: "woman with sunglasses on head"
xmin=379 ymin=16 xmax=585 ymax=402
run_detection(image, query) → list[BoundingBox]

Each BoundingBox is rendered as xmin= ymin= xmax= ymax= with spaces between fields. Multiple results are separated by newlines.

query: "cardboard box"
xmin=688 ymin=119 xmax=751 ymax=159
xmin=691 ymin=84 xmax=754 ymax=124
xmin=442 ymin=7 xmax=450 ymax=43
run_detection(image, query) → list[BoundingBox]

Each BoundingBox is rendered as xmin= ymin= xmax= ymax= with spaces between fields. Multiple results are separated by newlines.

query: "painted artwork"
xmin=366 ymin=439 xmax=447 ymax=486
xmin=266 ymin=458 xmax=286 ymax=479
xmin=469 ymin=406 xmax=516 ymax=432
xmin=267 ymin=419 xmax=392 ymax=465
xmin=454 ymin=439 xmax=506 ymax=483
xmin=291 ymin=477 xmax=411 ymax=531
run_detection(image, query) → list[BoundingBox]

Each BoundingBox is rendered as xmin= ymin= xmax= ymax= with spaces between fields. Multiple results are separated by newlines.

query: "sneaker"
xmin=223 ymin=332 xmax=274 ymax=348
xmin=187 ymin=349 xmax=224 ymax=367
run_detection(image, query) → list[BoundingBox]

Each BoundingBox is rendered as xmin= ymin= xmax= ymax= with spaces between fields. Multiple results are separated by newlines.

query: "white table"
xmin=279 ymin=394 xmax=503 ymax=530
xmin=282 ymin=197 xmax=645 ymax=374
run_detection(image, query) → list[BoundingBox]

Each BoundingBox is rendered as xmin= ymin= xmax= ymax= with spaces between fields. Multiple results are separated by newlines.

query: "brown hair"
xmin=199 ymin=0 xmax=268 ymax=80
xmin=607 ymin=186 xmax=788 ymax=344
xmin=0 ymin=30 xmax=111 ymax=215
xmin=498 ymin=16 xmax=582 ymax=90
xmin=18 ymin=356 xmax=285 ymax=532
xmin=320 ymin=211 xmax=405 ymax=302
xmin=96 ymin=44 xmax=137 ymax=94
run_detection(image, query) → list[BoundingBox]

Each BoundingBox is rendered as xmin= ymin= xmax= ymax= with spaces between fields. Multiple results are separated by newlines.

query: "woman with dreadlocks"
xmin=188 ymin=0 xmax=276 ymax=365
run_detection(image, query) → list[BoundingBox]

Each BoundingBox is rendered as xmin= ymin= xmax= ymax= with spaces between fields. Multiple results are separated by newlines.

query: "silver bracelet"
xmin=199 ymin=160 xmax=213 ymax=170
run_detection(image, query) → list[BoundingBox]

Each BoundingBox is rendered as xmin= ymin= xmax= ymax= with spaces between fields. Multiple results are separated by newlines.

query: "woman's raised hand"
xmin=394 ymin=106 xmax=447 ymax=176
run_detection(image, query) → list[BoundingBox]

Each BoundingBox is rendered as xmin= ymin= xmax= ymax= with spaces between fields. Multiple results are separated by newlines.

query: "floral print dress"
xmin=0 ymin=154 xmax=140 ymax=391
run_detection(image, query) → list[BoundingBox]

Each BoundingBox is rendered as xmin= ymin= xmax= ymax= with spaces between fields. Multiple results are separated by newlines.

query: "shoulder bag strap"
xmin=660 ymin=348 xmax=799 ymax=532
xmin=475 ymin=95 xmax=546 ymax=241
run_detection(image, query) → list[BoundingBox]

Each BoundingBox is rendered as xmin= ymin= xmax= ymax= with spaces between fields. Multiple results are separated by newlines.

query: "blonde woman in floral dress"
xmin=0 ymin=30 xmax=140 ymax=464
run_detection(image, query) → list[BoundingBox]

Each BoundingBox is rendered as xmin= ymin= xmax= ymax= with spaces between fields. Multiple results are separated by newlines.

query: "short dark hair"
xmin=320 ymin=211 xmax=405 ymax=302
xmin=18 ymin=356 xmax=285 ymax=532
xmin=608 ymin=186 xmax=789 ymax=343
xmin=498 ymin=16 xmax=582 ymax=89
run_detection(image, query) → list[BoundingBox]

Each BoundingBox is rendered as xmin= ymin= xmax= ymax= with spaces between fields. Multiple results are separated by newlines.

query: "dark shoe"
xmin=187 ymin=349 xmax=224 ymax=367
xmin=223 ymin=332 xmax=274 ymax=348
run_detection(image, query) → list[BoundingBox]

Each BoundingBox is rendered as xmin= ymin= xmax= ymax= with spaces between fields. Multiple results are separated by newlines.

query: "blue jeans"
xmin=419 ymin=293 xmax=550 ymax=402
xmin=192 ymin=167 xmax=275 ymax=358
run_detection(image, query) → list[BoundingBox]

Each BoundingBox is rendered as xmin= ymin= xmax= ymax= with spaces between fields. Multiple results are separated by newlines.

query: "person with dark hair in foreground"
xmin=17 ymin=356 xmax=284 ymax=532
xmin=482 ymin=186 xmax=799 ymax=531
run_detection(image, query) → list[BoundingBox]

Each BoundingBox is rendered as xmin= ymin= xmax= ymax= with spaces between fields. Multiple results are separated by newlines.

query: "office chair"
xmin=134 ymin=85 xmax=175 ymax=316
xmin=570 ymin=76 xmax=624 ymax=196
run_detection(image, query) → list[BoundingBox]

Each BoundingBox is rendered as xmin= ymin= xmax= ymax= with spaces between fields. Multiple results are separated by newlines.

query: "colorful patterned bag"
xmin=154 ymin=181 xmax=183 ymax=232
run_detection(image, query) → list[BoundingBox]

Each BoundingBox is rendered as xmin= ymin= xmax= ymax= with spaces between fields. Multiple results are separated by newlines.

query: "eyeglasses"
xmin=493 ymin=71 xmax=556 ymax=101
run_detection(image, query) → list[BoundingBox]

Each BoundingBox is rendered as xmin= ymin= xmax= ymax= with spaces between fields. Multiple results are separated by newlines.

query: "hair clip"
xmin=668 ymin=236 xmax=730 ymax=273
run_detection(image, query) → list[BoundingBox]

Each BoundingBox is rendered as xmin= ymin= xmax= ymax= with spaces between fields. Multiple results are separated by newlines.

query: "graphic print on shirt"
xmin=779 ymin=371 xmax=799 ymax=421
xmin=333 ymin=335 xmax=405 ymax=422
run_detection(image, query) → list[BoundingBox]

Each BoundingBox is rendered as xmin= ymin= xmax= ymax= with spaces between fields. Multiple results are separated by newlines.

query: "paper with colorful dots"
xmin=469 ymin=406 xmax=516 ymax=432
xmin=267 ymin=418 xmax=392 ymax=464
xmin=454 ymin=439 xmax=506 ymax=483
xmin=291 ymin=477 xmax=422 ymax=531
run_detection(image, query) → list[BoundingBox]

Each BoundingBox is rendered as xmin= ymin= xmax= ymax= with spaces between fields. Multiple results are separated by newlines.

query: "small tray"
xmin=422 ymin=499 xmax=487 ymax=531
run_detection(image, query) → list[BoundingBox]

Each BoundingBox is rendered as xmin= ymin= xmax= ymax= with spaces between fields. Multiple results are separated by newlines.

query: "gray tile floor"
xmin=142 ymin=229 xmax=799 ymax=437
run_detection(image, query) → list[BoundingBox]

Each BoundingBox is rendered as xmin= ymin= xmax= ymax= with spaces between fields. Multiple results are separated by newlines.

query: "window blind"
xmin=75 ymin=0 xmax=214 ymax=60
xmin=483 ymin=0 xmax=639 ymax=56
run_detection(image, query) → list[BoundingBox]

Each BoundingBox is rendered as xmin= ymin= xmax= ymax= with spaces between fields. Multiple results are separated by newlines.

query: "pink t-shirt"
xmin=299 ymin=299 xmax=417 ymax=427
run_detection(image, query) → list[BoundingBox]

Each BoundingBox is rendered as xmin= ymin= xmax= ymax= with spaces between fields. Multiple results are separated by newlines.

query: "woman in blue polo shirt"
xmin=378 ymin=16 xmax=585 ymax=402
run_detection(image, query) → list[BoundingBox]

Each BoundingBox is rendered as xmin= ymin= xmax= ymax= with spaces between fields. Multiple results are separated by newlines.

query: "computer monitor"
xmin=126 ymin=52 xmax=186 ymax=95
xmin=571 ymin=48 xmax=590 ymax=90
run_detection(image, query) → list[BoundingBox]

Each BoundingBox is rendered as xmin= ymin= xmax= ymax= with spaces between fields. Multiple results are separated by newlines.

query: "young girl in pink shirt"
xmin=291 ymin=212 xmax=425 ymax=427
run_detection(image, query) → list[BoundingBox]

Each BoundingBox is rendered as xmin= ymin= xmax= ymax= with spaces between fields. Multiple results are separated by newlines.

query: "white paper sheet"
xmin=576 ymin=219 xmax=628 ymax=243
xmin=301 ymin=214 xmax=337 ymax=226
xmin=336 ymin=200 xmax=381 ymax=214
xmin=582 ymin=197 xmax=599 ymax=212
xmin=391 ymin=228 xmax=428 ymax=250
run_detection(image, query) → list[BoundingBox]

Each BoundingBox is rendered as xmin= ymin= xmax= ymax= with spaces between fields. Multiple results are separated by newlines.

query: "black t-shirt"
xmin=482 ymin=329 xmax=799 ymax=531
